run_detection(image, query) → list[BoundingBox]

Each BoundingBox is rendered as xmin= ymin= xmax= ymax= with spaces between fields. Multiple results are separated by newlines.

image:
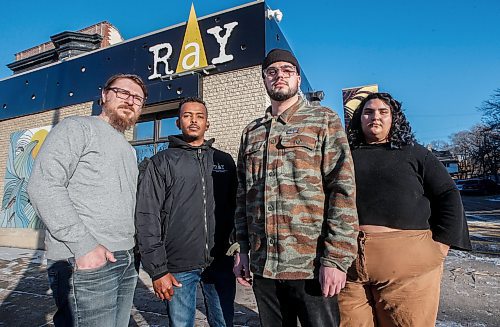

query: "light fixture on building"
xmin=307 ymin=91 xmax=325 ymax=103
xmin=160 ymin=64 xmax=217 ymax=81
xmin=266 ymin=9 xmax=283 ymax=22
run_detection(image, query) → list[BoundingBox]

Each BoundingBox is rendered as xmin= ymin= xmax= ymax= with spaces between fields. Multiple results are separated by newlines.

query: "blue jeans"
xmin=47 ymin=249 xmax=138 ymax=327
xmin=166 ymin=269 xmax=227 ymax=327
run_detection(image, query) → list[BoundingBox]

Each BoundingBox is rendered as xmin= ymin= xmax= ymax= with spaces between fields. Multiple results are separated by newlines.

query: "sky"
xmin=1 ymin=0 xmax=499 ymax=144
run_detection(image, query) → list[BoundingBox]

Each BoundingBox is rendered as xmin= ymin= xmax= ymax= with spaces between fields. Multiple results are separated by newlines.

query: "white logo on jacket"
xmin=213 ymin=163 xmax=227 ymax=173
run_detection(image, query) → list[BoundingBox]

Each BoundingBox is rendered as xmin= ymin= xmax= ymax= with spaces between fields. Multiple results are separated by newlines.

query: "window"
xmin=131 ymin=105 xmax=179 ymax=164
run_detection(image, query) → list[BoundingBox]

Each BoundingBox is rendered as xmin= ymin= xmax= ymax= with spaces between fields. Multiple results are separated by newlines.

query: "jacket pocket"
xmin=244 ymin=140 xmax=266 ymax=184
xmin=280 ymin=135 xmax=317 ymax=151
xmin=279 ymin=135 xmax=318 ymax=174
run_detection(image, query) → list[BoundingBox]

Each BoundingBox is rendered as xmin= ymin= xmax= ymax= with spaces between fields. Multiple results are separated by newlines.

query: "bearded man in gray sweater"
xmin=27 ymin=74 xmax=147 ymax=327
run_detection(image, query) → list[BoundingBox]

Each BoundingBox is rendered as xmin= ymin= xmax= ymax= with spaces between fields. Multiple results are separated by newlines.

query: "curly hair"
xmin=347 ymin=92 xmax=415 ymax=148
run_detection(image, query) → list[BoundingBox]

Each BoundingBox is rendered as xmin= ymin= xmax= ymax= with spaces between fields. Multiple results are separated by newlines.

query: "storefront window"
xmin=131 ymin=109 xmax=178 ymax=165
xmin=133 ymin=121 xmax=154 ymax=141
xmin=159 ymin=117 xmax=178 ymax=138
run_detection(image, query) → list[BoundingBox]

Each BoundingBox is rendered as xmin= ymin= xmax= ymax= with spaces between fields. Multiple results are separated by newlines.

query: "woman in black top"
xmin=338 ymin=92 xmax=471 ymax=327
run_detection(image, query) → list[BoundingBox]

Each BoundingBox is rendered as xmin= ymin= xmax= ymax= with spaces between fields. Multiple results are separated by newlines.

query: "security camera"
xmin=266 ymin=9 xmax=283 ymax=22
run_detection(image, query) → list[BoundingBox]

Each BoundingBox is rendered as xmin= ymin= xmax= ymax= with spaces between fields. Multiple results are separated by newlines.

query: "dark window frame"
xmin=131 ymin=105 xmax=179 ymax=161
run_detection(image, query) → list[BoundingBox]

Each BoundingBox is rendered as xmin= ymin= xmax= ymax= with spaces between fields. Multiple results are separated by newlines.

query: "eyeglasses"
xmin=263 ymin=65 xmax=298 ymax=79
xmin=107 ymin=87 xmax=145 ymax=106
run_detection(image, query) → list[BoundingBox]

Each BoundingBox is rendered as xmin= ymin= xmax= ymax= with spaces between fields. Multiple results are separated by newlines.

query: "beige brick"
xmin=0 ymin=65 xmax=271 ymax=248
xmin=202 ymin=66 xmax=269 ymax=159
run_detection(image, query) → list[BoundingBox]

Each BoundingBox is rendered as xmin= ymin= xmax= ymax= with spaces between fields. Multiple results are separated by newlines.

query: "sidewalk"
xmin=1 ymin=246 xmax=499 ymax=326
xmin=0 ymin=247 xmax=259 ymax=327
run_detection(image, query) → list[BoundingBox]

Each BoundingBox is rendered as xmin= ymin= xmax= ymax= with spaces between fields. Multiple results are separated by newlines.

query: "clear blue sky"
xmin=1 ymin=0 xmax=499 ymax=144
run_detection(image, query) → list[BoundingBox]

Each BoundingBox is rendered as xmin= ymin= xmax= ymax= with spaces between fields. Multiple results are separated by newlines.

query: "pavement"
xmin=0 ymin=195 xmax=498 ymax=326
xmin=0 ymin=246 xmax=498 ymax=327
xmin=461 ymin=195 xmax=500 ymax=253
xmin=0 ymin=247 xmax=259 ymax=327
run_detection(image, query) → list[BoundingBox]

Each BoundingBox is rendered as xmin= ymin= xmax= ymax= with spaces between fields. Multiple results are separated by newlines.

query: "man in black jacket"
xmin=135 ymin=97 xmax=237 ymax=327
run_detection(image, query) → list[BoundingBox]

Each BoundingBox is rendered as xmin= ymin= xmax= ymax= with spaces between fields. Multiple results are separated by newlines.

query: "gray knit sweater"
xmin=27 ymin=116 xmax=138 ymax=260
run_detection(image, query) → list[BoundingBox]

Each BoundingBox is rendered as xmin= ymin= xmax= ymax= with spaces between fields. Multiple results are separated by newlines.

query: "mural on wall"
xmin=342 ymin=84 xmax=379 ymax=130
xmin=0 ymin=126 xmax=51 ymax=229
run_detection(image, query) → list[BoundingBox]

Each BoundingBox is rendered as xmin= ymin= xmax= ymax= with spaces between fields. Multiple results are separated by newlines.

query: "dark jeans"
xmin=253 ymin=275 xmax=340 ymax=327
xmin=47 ymin=249 xmax=138 ymax=327
xmin=47 ymin=260 xmax=74 ymax=326
xmin=202 ymin=256 xmax=237 ymax=327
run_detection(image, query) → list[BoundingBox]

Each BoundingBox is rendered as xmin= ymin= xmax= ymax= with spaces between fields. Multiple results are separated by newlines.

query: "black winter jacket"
xmin=135 ymin=135 xmax=236 ymax=280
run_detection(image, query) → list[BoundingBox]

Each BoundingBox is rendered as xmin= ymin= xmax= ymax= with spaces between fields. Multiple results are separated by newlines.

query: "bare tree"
xmin=449 ymin=90 xmax=500 ymax=180
xmin=450 ymin=129 xmax=479 ymax=179
xmin=479 ymin=88 xmax=500 ymax=130
xmin=428 ymin=140 xmax=451 ymax=151
xmin=478 ymin=89 xmax=500 ymax=182
xmin=450 ymin=126 xmax=499 ymax=180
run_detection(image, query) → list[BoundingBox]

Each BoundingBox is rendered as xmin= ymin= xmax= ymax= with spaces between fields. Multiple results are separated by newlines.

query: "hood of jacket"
xmin=168 ymin=134 xmax=215 ymax=150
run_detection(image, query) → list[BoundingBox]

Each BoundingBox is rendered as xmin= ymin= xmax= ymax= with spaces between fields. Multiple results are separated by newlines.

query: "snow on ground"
xmin=436 ymin=321 xmax=487 ymax=327
xmin=448 ymin=249 xmax=500 ymax=265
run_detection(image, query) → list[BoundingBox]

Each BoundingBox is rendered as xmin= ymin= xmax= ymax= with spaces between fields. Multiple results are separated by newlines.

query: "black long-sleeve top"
xmin=352 ymin=143 xmax=471 ymax=250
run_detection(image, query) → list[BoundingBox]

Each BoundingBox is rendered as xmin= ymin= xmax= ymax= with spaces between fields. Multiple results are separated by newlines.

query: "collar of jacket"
xmin=167 ymin=134 xmax=215 ymax=150
xmin=261 ymin=96 xmax=304 ymax=125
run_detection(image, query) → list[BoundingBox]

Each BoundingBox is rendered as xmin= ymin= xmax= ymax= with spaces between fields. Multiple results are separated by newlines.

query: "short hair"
xmin=347 ymin=92 xmax=416 ymax=149
xmin=179 ymin=97 xmax=208 ymax=117
xmin=103 ymin=74 xmax=148 ymax=99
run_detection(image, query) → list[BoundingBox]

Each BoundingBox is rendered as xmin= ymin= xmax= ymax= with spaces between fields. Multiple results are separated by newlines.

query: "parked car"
xmin=454 ymin=178 xmax=498 ymax=195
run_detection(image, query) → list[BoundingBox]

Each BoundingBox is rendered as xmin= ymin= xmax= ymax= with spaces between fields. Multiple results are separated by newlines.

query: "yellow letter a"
xmin=176 ymin=4 xmax=208 ymax=73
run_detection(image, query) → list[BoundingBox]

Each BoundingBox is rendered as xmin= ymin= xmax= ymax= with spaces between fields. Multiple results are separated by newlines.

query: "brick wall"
xmin=202 ymin=66 xmax=270 ymax=159
xmin=0 ymin=102 xmax=93 ymax=196
xmin=14 ymin=22 xmax=120 ymax=61
xmin=0 ymin=66 xmax=269 ymax=204
xmin=0 ymin=66 xmax=268 ymax=248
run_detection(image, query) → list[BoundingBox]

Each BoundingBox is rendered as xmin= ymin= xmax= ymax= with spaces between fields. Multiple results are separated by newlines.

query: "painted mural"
xmin=0 ymin=126 xmax=51 ymax=229
xmin=342 ymin=84 xmax=378 ymax=130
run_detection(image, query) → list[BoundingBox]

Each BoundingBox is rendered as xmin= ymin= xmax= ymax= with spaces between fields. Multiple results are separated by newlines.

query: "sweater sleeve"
xmin=135 ymin=157 xmax=170 ymax=280
xmin=319 ymin=112 xmax=359 ymax=272
xmin=422 ymin=149 xmax=472 ymax=250
xmin=27 ymin=118 xmax=99 ymax=258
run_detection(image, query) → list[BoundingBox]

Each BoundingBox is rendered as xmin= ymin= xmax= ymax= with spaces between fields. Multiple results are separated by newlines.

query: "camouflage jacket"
xmin=235 ymin=98 xmax=359 ymax=279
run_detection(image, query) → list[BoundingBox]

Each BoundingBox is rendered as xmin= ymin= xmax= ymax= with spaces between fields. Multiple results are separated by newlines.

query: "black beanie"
xmin=262 ymin=49 xmax=300 ymax=75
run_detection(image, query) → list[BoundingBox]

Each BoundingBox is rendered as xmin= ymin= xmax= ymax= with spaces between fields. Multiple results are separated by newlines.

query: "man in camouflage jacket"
xmin=233 ymin=49 xmax=359 ymax=326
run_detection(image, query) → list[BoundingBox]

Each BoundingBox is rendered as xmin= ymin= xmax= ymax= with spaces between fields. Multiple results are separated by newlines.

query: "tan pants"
xmin=338 ymin=230 xmax=445 ymax=327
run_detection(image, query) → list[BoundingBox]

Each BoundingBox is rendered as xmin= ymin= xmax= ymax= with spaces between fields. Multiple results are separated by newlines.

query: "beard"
xmin=266 ymin=81 xmax=299 ymax=102
xmin=103 ymin=104 xmax=138 ymax=133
